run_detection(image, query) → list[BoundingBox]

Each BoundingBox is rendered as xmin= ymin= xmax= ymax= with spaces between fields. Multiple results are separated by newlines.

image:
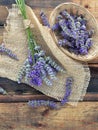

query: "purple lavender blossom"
xmin=61 ymin=10 xmax=77 ymax=32
xmin=28 ymin=100 xmax=58 ymax=109
xmin=40 ymin=11 xmax=50 ymax=28
xmin=58 ymin=39 xmax=73 ymax=47
xmin=85 ymin=38 xmax=93 ymax=49
xmin=0 ymin=44 xmax=18 ymax=60
xmin=46 ymin=56 xmax=66 ymax=73
xmin=59 ymin=19 xmax=74 ymax=38
xmin=61 ymin=77 xmax=73 ymax=105
xmin=28 ymin=51 xmax=33 ymax=64
xmin=30 ymin=75 xmax=42 ymax=86
xmin=52 ymin=23 xmax=60 ymax=31
xmin=44 ymin=64 xmax=56 ymax=80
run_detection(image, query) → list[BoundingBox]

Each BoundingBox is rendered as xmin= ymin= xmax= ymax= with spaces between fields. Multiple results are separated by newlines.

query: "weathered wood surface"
xmin=0 ymin=0 xmax=98 ymax=130
xmin=0 ymin=0 xmax=98 ymax=94
xmin=0 ymin=102 xmax=98 ymax=130
xmin=0 ymin=93 xmax=98 ymax=103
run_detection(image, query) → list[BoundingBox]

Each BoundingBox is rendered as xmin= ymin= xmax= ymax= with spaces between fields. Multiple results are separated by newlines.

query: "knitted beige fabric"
xmin=0 ymin=5 xmax=90 ymax=106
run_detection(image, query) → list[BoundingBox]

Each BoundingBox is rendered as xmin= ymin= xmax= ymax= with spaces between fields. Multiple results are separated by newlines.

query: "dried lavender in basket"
xmin=40 ymin=10 xmax=94 ymax=55
xmin=52 ymin=10 xmax=94 ymax=55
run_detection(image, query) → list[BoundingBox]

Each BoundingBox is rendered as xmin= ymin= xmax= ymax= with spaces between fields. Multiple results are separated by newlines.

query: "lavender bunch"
xmin=51 ymin=10 xmax=94 ymax=55
xmin=0 ymin=43 xmax=18 ymax=60
xmin=28 ymin=100 xmax=58 ymax=109
xmin=16 ymin=0 xmax=65 ymax=87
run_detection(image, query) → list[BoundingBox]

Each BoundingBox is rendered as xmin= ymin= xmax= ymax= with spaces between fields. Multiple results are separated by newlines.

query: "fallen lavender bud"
xmin=0 ymin=44 xmax=18 ymax=60
xmin=40 ymin=11 xmax=50 ymax=28
xmin=52 ymin=23 xmax=60 ymax=31
xmin=61 ymin=77 xmax=73 ymax=105
xmin=58 ymin=39 xmax=73 ymax=47
xmin=28 ymin=100 xmax=58 ymax=109
xmin=0 ymin=87 xmax=7 ymax=95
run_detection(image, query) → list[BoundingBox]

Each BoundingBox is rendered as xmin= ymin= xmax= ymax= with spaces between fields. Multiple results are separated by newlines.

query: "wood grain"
xmin=0 ymin=0 xmax=98 ymax=94
xmin=0 ymin=1 xmax=98 ymax=130
xmin=0 ymin=102 xmax=98 ymax=130
xmin=0 ymin=93 xmax=98 ymax=103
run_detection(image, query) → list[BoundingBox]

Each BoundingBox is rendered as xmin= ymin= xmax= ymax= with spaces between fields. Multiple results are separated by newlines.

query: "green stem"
xmin=15 ymin=0 xmax=36 ymax=59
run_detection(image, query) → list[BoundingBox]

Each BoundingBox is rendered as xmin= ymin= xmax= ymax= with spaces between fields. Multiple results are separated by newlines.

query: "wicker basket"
xmin=49 ymin=2 xmax=98 ymax=62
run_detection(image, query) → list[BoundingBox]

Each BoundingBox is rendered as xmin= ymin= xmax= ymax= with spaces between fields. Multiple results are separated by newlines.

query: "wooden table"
xmin=0 ymin=0 xmax=98 ymax=130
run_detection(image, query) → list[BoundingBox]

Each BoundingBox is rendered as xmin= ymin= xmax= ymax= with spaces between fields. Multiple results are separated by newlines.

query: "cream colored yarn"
xmin=0 ymin=5 xmax=90 ymax=106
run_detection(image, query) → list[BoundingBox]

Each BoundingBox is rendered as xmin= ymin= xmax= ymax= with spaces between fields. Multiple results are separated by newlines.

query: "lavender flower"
xmin=58 ymin=39 xmax=73 ymax=47
xmin=61 ymin=77 xmax=73 ymax=105
xmin=0 ymin=44 xmax=18 ymax=60
xmin=61 ymin=10 xmax=77 ymax=32
xmin=52 ymin=23 xmax=60 ymax=31
xmin=17 ymin=59 xmax=27 ymax=84
xmin=46 ymin=56 xmax=66 ymax=73
xmin=44 ymin=64 xmax=56 ymax=80
xmin=85 ymin=38 xmax=93 ymax=49
xmin=28 ymin=100 xmax=58 ymax=109
xmin=40 ymin=11 xmax=50 ymax=28
xmin=59 ymin=19 xmax=74 ymax=38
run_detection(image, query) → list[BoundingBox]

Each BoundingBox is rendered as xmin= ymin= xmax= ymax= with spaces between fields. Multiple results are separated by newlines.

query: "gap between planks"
xmin=0 ymin=93 xmax=98 ymax=103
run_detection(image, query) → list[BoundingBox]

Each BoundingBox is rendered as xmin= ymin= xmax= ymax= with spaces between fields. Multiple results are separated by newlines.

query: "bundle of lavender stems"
xmin=16 ymin=0 xmax=66 ymax=87
xmin=15 ymin=0 xmax=74 ymax=108
xmin=40 ymin=10 xmax=94 ymax=55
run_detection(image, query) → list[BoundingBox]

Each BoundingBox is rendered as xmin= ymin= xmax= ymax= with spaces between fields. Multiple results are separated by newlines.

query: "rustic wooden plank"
xmin=0 ymin=93 xmax=98 ymax=103
xmin=0 ymin=0 xmax=98 ymax=95
xmin=0 ymin=102 xmax=98 ymax=130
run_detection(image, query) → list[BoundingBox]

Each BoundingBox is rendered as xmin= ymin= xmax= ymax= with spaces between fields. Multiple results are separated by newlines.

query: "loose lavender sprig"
xmin=0 ymin=87 xmax=7 ymax=95
xmin=28 ymin=100 xmax=58 ymax=109
xmin=61 ymin=77 xmax=73 ymax=105
xmin=40 ymin=11 xmax=50 ymax=28
xmin=0 ymin=43 xmax=18 ymax=60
